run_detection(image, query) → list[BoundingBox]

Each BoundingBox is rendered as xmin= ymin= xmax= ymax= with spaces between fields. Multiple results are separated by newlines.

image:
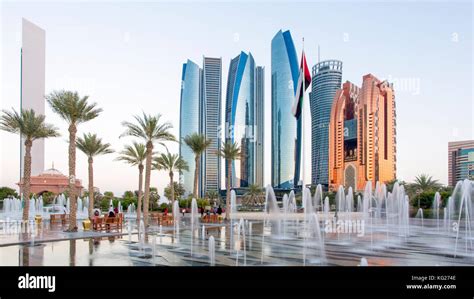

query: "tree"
xmin=164 ymin=182 xmax=186 ymax=202
xmin=115 ymin=142 xmax=148 ymax=223
xmin=409 ymin=174 xmax=442 ymax=194
xmin=76 ymin=133 xmax=113 ymax=218
xmin=206 ymin=189 xmax=220 ymax=205
xmin=47 ymin=90 xmax=102 ymax=232
xmin=218 ymin=140 xmax=240 ymax=220
xmin=385 ymin=179 xmax=406 ymax=192
xmin=121 ymin=113 xmax=176 ymax=227
xmin=183 ymin=133 xmax=212 ymax=199
xmin=242 ymin=184 xmax=264 ymax=206
xmin=0 ymin=187 xmax=18 ymax=200
xmin=153 ymin=152 xmax=188 ymax=206
xmin=149 ymin=187 xmax=160 ymax=211
xmin=0 ymin=109 xmax=59 ymax=221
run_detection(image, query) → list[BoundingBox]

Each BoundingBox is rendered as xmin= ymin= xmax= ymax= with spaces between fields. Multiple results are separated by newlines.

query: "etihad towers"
xmin=271 ymin=29 xmax=300 ymax=189
xmin=224 ymin=51 xmax=265 ymax=188
xmin=179 ymin=56 xmax=222 ymax=197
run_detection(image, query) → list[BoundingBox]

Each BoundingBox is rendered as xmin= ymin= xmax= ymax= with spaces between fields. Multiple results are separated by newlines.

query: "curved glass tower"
xmin=225 ymin=52 xmax=255 ymax=187
xmin=309 ymin=60 xmax=343 ymax=188
xmin=179 ymin=59 xmax=201 ymax=193
xmin=271 ymin=29 xmax=300 ymax=189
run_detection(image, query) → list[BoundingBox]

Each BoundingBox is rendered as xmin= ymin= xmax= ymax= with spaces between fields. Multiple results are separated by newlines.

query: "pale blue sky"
xmin=1 ymin=0 xmax=472 ymax=196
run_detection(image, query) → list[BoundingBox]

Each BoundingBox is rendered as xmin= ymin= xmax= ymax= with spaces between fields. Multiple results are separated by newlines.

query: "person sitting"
xmin=114 ymin=207 xmax=119 ymax=215
xmin=62 ymin=205 xmax=68 ymax=214
xmin=163 ymin=207 xmax=168 ymax=217
xmin=108 ymin=210 xmax=115 ymax=217
xmin=217 ymin=206 xmax=222 ymax=215
xmin=92 ymin=210 xmax=101 ymax=230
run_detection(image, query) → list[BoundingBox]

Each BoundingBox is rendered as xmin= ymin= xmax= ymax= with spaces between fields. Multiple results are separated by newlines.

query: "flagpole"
xmin=301 ymin=37 xmax=305 ymax=191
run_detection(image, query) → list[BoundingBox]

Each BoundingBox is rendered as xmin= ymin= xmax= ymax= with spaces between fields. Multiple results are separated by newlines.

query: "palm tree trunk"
xmin=137 ymin=164 xmax=144 ymax=223
xmin=87 ymin=157 xmax=94 ymax=219
xmin=169 ymin=171 xmax=174 ymax=206
xmin=22 ymin=139 xmax=32 ymax=222
xmin=68 ymin=124 xmax=78 ymax=232
xmin=225 ymin=159 xmax=231 ymax=220
xmin=143 ymin=141 xmax=153 ymax=227
xmin=193 ymin=155 xmax=200 ymax=198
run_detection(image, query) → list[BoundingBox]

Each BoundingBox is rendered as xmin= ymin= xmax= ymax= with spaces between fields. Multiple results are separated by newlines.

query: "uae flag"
xmin=291 ymin=50 xmax=311 ymax=119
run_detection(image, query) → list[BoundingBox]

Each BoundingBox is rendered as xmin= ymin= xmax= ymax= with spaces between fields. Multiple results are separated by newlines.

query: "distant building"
xmin=224 ymin=52 xmax=265 ymax=188
xmin=328 ymin=74 xmax=397 ymax=191
xmin=20 ymin=18 xmax=45 ymax=176
xmin=309 ymin=60 xmax=343 ymax=188
xmin=17 ymin=165 xmax=83 ymax=196
xmin=201 ymin=57 xmax=222 ymax=196
xmin=179 ymin=56 xmax=222 ymax=197
xmin=179 ymin=60 xmax=201 ymax=194
xmin=271 ymin=29 xmax=300 ymax=189
xmin=255 ymin=66 xmax=265 ymax=187
xmin=448 ymin=140 xmax=474 ymax=186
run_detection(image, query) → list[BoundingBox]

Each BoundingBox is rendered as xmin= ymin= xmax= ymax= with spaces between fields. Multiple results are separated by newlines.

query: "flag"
xmin=291 ymin=50 xmax=311 ymax=118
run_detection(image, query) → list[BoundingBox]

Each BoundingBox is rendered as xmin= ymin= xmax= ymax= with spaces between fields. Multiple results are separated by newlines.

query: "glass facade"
xmin=255 ymin=66 xmax=265 ymax=187
xmin=179 ymin=60 xmax=201 ymax=194
xmin=225 ymin=52 xmax=255 ymax=187
xmin=271 ymin=30 xmax=300 ymax=189
xmin=201 ymin=57 xmax=222 ymax=197
xmin=309 ymin=60 xmax=342 ymax=187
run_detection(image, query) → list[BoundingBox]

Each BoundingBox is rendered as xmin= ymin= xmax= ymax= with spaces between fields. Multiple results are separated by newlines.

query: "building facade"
xmin=328 ymin=74 xmax=396 ymax=191
xmin=201 ymin=57 xmax=222 ymax=197
xmin=179 ymin=60 xmax=202 ymax=193
xmin=271 ymin=29 xmax=300 ymax=189
xmin=21 ymin=18 xmax=45 ymax=176
xmin=255 ymin=66 xmax=265 ymax=187
xmin=309 ymin=60 xmax=343 ymax=189
xmin=448 ymin=140 xmax=474 ymax=186
xmin=179 ymin=57 xmax=222 ymax=197
xmin=17 ymin=166 xmax=83 ymax=196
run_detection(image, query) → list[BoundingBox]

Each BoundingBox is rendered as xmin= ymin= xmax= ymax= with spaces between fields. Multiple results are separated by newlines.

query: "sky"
xmin=0 ymin=0 xmax=473 ymax=197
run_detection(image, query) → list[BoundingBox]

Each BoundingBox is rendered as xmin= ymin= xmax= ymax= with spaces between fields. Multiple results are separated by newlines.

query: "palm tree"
xmin=153 ymin=152 xmax=188 ymax=207
xmin=206 ymin=190 xmax=220 ymax=205
xmin=218 ymin=140 xmax=240 ymax=220
xmin=121 ymin=113 xmax=176 ymax=227
xmin=115 ymin=142 xmax=147 ymax=222
xmin=76 ymin=133 xmax=114 ymax=218
xmin=47 ymin=90 xmax=102 ymax=232
xmin=410 ymin=174 xmax=442 ymax=194
xmin=183 ymin=133 xmax=212 ymax=199
xmin=0 ymin=109 xmax=59 ymax=221
xmin=243 ymin=184 xmax=264 ymax=206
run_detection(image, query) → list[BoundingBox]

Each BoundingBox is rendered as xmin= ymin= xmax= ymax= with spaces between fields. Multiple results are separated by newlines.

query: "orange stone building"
xmin=328 ymin=74 xmax=396 ymax=191
xmin=17 ymin=165 xmax=83 ymax=196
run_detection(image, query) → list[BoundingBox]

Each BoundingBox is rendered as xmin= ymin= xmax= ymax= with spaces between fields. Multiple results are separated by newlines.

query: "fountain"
xmin=208 ymin=236 xmax=215 ymax=266
xmin=235 ymin=218 xmax=246 ymax=266
xmin=172 ymin=200 xmax=181 ymax=239
xmin=359 ymin=257 xmax=368 ymax=266
xmin=432 ymin=192 xmax=441 ymax=230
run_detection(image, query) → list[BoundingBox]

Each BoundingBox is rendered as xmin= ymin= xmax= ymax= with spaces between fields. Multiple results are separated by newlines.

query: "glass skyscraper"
xmin=271 ymin=29 xmax=300 ymax=189
xmin=179 ymin=59 xmax=201 ymax=193
xmin=225 ymin=51 xmax=256 ymax=187
xmin=201 ymin=57 xmax=222 ymax=196
xmin=255 ymin=66 xmax=265 ymax=187
xmin=179 ymin=57 xmax=222 ymax=197
xmin=309 ymin=60 xmax=342 ymax=188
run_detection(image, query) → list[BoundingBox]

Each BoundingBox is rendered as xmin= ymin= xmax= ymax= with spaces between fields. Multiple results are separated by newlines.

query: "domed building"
xmin=17 ymin=163 xmax=83 ymax=196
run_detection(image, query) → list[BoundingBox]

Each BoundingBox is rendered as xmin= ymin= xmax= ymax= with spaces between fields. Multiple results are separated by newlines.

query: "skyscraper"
xmin=179 ymin=57 xmax=222 ymax=197
xmin=309 ymin=60 xmax=342 ymax=188
xmin=448 ymin=140 xmax=474 ymax=186
xmin=179 ymin=59 xmax=201 ymax=193
xmin=201 ymin=57 xmax=222 ymax=196
xmin=328 ymin=74 xmax=396 ymax=191
xmin=255 ymin=66 xmax=265 ymax=187
xmin=271 ymin=29 xmax=300 ymax=189
xmin=20 ymin=18 xmax=46 ymax=176
xmin=225 ymin=51 xmax=261 ymax=188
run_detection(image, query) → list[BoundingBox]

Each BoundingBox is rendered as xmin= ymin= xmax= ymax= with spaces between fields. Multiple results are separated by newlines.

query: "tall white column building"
xmin=20 ymin=18 xmax=46 ymax=176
